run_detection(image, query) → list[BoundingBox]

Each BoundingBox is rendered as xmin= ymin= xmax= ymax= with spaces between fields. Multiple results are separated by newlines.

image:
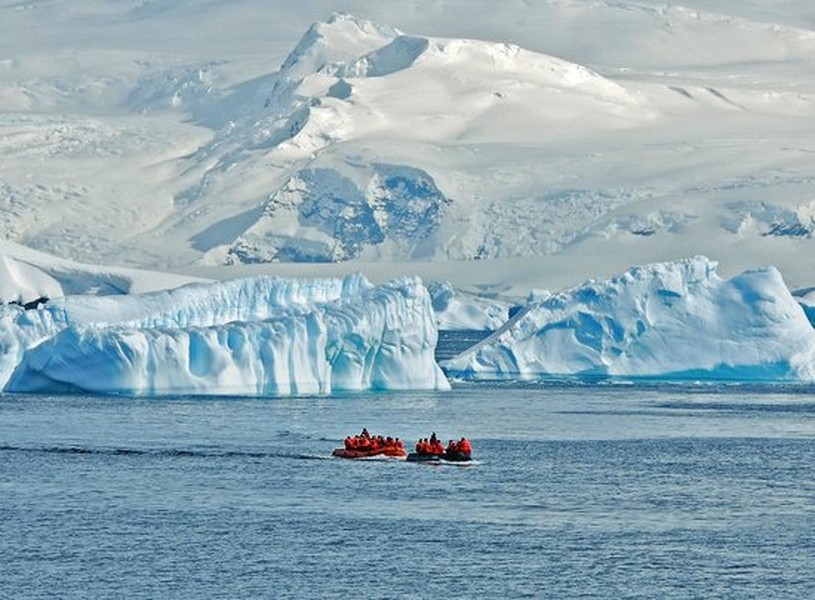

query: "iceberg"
xmin=796 ymin=290 xmax=815 ymax=328
xmin=428 ymin=281 xmax=510 ymax=331
xmin=443 ymin=256 xmax=815 ymax=382
xmin=1 ymin=274 xmax=449 ymax=395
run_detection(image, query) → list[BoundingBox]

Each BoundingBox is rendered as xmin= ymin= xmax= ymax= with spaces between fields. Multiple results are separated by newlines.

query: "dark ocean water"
xmin=2 ymin=381 xmax=814 ymax=599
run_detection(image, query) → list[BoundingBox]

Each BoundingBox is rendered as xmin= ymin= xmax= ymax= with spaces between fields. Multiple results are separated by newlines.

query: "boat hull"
xmin=406 ymin=451 xmax=472 ymax=463
xmin=332 ymin=447 xmax=407 ymax=459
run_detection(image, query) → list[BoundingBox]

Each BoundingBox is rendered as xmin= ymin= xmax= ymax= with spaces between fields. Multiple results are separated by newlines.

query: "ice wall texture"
xmin=228 ymin=164 xmax=451 ymax=264
xmin=1 ymin=275 xmax=449 ymax=395
xmin=444 ymin=257 xmax=815 ymax=382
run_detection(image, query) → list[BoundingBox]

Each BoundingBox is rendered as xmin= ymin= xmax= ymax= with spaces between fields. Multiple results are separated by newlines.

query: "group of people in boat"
xmin=343 ymin=428 xmax=405 ymax=453
xmin=415 ymin=432 xmax=472 ymax=460
xmin=338 ymin=428 xmax=473 ymax=461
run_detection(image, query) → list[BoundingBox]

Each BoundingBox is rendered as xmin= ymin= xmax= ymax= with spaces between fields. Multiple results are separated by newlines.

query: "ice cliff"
xmin=1 ymin=274 xmax=449 ymax=395
xmin=443 ymin=257 xmax=815 ymax=382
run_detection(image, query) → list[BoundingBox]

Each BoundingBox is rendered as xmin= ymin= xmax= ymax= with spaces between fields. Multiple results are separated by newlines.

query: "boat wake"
xmin=0 ymin=444 xmax=322 ymax=461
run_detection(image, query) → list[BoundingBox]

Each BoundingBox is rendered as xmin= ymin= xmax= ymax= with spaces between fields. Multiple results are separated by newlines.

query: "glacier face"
xmin=443 ymin=257 xmax=815 ymax=382
xmin=1 ymin=274 xmax=449 ymax=396
xmin=228 ymin=163 xmax=451 ymax=263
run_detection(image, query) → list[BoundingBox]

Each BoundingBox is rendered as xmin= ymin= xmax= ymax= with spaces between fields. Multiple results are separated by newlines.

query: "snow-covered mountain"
xmin=3 ymin=2 xmax=815 ymax=295
xmin=205 ymin=14 xmax=649 ymax=265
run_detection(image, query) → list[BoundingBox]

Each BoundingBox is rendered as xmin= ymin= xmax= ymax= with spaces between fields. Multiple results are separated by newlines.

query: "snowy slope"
xmin=0 ymin=240 xmax=203 ymax=303
xmin=2 ymin=1 xmax=815 ymax=295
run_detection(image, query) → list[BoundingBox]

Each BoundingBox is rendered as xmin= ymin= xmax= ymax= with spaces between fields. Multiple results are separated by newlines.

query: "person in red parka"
xmin=431 ymin=438 xmax=445 ymax=455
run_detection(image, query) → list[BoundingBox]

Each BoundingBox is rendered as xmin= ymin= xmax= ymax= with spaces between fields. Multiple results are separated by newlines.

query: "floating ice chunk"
xmin=3 ymin=275 xmax=449 ymax=395
xmin=445 ymin=256 xmax=815 ymax=382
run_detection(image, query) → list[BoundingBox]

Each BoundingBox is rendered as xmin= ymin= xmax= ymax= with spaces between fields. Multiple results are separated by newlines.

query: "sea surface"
xmin=2 ymin=381 xmax=815 ymax=599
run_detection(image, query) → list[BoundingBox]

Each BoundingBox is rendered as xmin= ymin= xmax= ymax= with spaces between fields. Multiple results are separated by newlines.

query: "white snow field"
xmin=1 ymin=273 xmax=448 ymax=395
xmin=0 ymin=240 xmax=204 ymax=304
xmin=444 ymin=256 xmax=815 ymax=382
xmin=2 ymin=1 xmax=815 ymax=295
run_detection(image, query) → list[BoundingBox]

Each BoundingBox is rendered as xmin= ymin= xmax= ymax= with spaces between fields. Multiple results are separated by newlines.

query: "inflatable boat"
xmin=406 ymin=450 xmax=472 ymax=463
xmin=332 ymin=446 xmax=407 ymax=459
